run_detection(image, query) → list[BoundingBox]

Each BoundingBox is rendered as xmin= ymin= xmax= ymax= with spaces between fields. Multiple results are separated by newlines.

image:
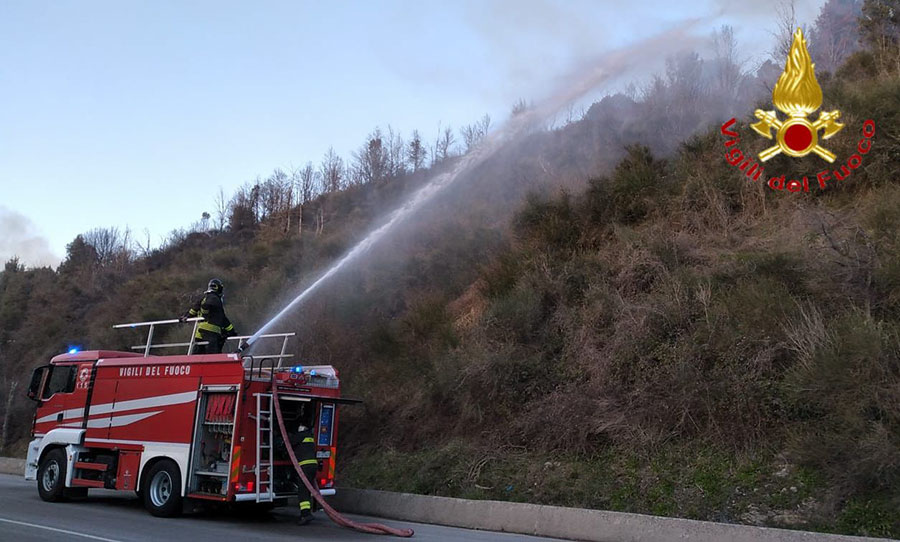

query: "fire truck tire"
xmin=37 ymin=448 xmax=68 ymax=502
xmin=142 ymin=460 xmax=183 ymax=517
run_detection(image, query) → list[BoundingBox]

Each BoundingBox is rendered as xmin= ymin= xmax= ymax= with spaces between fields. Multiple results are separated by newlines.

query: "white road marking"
xmin=0 ymin=517 xmax=124 ymax=542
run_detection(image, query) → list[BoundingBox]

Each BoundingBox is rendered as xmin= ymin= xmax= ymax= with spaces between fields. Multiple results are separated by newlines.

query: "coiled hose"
xmin=271 ymin=384 xmax=414 ymax=537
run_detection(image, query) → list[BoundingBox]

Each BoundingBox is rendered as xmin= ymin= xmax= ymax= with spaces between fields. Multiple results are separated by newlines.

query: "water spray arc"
xmin=241 ymin=21 xmax=703 ymax=352
xmin=243 ymin=132 xmax=510 ymax=349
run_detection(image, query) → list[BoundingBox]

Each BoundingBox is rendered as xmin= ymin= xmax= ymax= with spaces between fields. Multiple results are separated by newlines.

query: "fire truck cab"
xmin=24 ymin=319 xmax=352 ymax=517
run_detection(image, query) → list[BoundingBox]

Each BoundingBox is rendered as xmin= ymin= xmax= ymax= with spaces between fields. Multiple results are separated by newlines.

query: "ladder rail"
xmin=255 ymin=392 xmax=274 ymax=503
xmin=229 ymin=334 xmax=296 ymax=368
xmin=113 ymin=318 xmax=295 ymax=359
xmin=113 ymin=317 xmax=203 ymax=357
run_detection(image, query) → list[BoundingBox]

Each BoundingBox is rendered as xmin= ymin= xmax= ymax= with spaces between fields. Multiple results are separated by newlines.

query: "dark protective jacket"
xmin=186 ymin=291 xmax=235 ymax=337
xmin=289 ymin=428 xmax=317 ymax=468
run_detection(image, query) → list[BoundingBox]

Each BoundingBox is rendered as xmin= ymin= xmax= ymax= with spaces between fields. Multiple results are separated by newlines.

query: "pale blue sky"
xmin=0 ymin=0 xmax=824 ymax=267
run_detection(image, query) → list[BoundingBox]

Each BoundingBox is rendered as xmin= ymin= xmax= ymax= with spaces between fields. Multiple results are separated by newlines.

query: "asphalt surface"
xmin=0 ymin=474 xmax=563 ymax=542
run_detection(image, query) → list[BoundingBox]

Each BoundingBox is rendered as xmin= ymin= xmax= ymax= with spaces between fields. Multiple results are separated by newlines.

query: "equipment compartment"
xmin=188 ymin=389 xmax=237 ymax=496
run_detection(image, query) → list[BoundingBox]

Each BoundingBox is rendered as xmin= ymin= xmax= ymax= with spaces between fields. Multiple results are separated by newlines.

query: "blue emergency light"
xmin=68 ymin=347 xmax=80 ymax=354
xmin=291 ymin=365 xmax=304 ymax=373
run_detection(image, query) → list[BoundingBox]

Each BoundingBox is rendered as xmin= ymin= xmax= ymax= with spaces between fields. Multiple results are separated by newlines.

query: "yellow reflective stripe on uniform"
xmin=298 ymin=459 xmax=318 ymax=467
xmin=188 ymin=309 xmax=198 ymax=316
xmin=224 ymin=323 xmax=234 ymax=332
xmin=198 ymin=321 xmax=222 ymax=334
xmin=299 ymin=500 xmax=311 ymax=510
xmin=302 ymin=437 xmax=314 ymax=443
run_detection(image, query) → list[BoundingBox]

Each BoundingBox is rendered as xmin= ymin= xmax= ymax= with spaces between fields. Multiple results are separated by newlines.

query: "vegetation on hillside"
xmin=2 ymin=0 xmax=898 ymax=537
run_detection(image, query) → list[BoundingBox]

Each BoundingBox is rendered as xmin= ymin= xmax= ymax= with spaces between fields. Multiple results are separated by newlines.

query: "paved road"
xmin=0 ymin=474 xmax=562 ymax=542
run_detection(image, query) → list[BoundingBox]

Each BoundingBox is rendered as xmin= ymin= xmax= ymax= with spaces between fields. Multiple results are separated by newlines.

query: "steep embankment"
xmin=338 ymin=68 xmax=900 ymax=538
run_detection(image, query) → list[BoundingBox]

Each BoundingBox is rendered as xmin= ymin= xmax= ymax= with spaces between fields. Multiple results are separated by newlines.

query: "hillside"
xmin=337 ymin=65 xmax=900 ymax=538
xmin=3 ymin=5 xmax=900 ymax=538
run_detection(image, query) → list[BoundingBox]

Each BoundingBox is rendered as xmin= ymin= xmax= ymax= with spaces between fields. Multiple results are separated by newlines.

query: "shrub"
xmin=514 ymin=192 xmax=581 ymax=251
xmin=608 ymin=144 xmax=666 ymax=224
xmin=783 ymin=314 xmax=900 ymax=494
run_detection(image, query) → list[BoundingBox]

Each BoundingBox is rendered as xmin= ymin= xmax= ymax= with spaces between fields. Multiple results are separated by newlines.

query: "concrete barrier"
xmin=0 ymin=457 xmax=24 ymax=476
xmin=331 ymin=488 xmax=895 ymax=542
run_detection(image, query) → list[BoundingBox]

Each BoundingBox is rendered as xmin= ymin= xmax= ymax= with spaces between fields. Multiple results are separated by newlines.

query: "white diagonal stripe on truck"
xmin=35 ymin=390 xmax=197 ymax=424
xmin=61 ymin=411 xmax=163 ymax=429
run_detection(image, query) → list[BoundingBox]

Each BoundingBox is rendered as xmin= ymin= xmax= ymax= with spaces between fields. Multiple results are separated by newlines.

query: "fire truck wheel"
xmin=37 ymin=448 xmax=68 ymax=502
xmin=142 ymin=460 xmax=183 ymax=517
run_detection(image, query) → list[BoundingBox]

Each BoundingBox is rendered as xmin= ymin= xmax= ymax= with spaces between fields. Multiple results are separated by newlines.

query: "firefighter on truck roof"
xmin=180 ymin=278 xmax=236 ymax=354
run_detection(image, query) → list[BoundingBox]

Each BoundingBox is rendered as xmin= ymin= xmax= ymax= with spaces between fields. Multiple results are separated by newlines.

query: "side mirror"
xmin=26 ymin=366 xmax=48 ymax=401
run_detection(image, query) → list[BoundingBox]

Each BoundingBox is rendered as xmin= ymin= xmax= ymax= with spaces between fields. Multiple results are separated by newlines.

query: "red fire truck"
xmin=24 ymin=318 xmax=355 ymax=517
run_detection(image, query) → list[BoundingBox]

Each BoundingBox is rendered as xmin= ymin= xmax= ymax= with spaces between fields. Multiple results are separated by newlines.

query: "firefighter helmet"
xmin=207 ymin=278 xmax=224 ymax=295
xmin=297 ymin=424 xmax=308 ymax=433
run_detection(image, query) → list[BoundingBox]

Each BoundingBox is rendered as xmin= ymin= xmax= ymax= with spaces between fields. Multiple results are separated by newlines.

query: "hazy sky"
xmin=0 ymin=0 xmax=825 ymax=267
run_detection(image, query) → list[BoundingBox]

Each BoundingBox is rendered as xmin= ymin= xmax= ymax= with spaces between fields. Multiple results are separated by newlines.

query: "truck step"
xmin=71 ymin=478 xmax=105 ymax=488
xmin=74 ymin=462 xmax=108 ymax=472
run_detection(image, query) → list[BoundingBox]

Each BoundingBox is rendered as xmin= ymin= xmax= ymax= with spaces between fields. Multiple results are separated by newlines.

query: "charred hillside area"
xmin=3 ymin=6 xmax=900 ymax=540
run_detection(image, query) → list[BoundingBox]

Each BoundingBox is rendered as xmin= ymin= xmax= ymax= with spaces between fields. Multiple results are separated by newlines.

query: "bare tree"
xmin=859 ymin=0 xmax=900 ymax=73
xmin=82 ymin=226 xmax=132 ymax=269
xmin=386 ymin=125 xmax=405 ymax=178
xmin=228 ymin=182 xmax=260 ymax=232
xmin=258 ymin=169 xmax=291 ymax=221
xmin=712 ymin=26 xmax=745 ymax=98
xmin=407 ymin=129 xmax=427 ymax=172
xmin=83 ymin=227 xmax=118 ymax=265
xmin=135 ymin=227 xmax=153 ymax=256
xmin=298 ymin=161 xmax=318 ymax=203
xmin=808 ymin=0 xmax=862 ymax=73
xmin=321 ymin=147 xmax=345 ymax=193
xmin=771 ymin=0 xmax=802 ymax=62
xmin=292 ymin=162 xmax=320 ymax=237
xmin=316 ymin=206 xmax=325 ymax=236
xmin=511 ymin=98 xmax=529 ymax=116
xmin=433 ymin=124 xmax=456 ymax=164
xmin=709 ymin=24 xmax=754 ymax=111
xmin=214 ymin=187 xmax=228 ymax=231
xmin=352 ymin=128 xmax=388 ymax=185
xmin=460 ymin=114 xmax=491 ymax=153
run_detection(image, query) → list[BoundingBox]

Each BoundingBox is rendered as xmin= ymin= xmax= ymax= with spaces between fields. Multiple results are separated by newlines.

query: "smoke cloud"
xmin=461 ymin=0 xmax=610 ymax=90
xmin=249 ymin=18 xmax=709 ymax=341
xmin=0 ymin=206 xmax=61 ymax=268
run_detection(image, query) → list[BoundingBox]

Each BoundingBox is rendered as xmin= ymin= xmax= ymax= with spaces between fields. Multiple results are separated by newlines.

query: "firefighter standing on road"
xmin=290 ymin=421 xmax=318 ymax=525
xmin=181 ymin=278 xmax=236 ymax=354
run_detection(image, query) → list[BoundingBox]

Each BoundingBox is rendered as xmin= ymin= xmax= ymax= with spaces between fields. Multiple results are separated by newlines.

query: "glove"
xmin=178 ymin=315 xmax=188 ymax=323
xmin=236 ymin=340 xmax=249 ymax=353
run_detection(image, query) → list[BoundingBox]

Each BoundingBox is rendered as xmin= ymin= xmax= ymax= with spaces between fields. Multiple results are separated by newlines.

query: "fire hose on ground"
xmin=271 ymin=383 xmax=415 ymax=537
